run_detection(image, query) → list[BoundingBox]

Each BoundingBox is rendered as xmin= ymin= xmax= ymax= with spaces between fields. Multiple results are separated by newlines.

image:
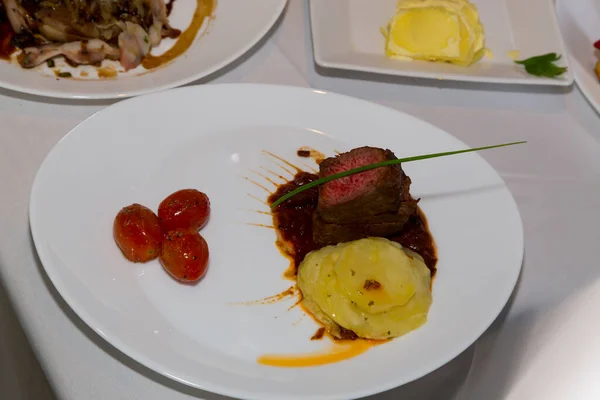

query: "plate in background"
xmin=309 ymin=0 xmax=573 ymax=86
xmin=0 ymin=0 xmax=287 ymax=99
xmin=557 ymin=0 xmax=600 ymax=114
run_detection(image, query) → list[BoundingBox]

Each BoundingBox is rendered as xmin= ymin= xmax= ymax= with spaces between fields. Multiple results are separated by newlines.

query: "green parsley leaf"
xmin=515 ymin=53 xmax=567 ymax=78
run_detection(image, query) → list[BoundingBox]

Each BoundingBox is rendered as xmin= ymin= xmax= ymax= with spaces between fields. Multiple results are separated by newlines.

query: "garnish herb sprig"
xmin=515 ymin=53 xmax=567 ymax=78
xmin=270 ymin=141 xmax=526 ymax=208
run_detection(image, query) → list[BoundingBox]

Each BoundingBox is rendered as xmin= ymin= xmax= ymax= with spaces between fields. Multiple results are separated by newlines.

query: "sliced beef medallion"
xmin=317 ymin=147 xmax=404 ymax=221
xmin=313 ymin=146 xmax=418 ymax=246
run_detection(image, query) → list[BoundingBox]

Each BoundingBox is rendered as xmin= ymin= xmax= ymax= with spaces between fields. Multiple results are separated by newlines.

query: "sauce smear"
xmin=296 ymin=147 xmax=326 ymax=164
xmin=267 ymin=172 xmax=319 ymax=278
xmin=311 ymin=327 xmax=326 ymax=340
xmin=257 ymin=340 xmax=380 ymax=368
xmin=142 ymin=0 xmax=214 ymax=69
xmin=166 ymin=0 xmax=177 ymax=16
xmin=0 ymin=4 xmax=15 ymax=60
xmin=98 ymin=65 xmax=117 ymax=78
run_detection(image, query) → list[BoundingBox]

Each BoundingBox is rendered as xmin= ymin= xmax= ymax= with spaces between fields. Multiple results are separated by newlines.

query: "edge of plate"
xmin=29 ymin=83 xmax=525 ymax=400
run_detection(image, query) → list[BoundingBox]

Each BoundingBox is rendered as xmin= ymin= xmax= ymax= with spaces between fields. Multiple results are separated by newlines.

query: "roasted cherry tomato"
xmin=113 ymin=203 xmax=163 ymax=262
xmin=160 ymin=229 xmax=209 ymax=282
xmin=158 ymin=189 xmax=210 ymax=232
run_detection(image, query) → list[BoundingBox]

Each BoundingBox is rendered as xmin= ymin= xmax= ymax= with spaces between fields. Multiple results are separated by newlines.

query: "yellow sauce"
xmin=142 ymin=0 xmax=215 ymax=70
xmin=98 ymin=65 xmax=117 ymax=78
xmin=257 ymin=339 xmax=381 ymax=367
xmin=507 ymin=50 xmax=521 ymax=61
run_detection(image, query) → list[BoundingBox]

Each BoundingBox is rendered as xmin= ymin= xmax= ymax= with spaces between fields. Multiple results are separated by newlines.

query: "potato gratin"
xmin=384 ymin=0 xmax=485 ymax=67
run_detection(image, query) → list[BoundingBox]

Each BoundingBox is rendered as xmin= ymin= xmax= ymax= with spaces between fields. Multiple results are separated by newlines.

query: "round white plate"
xmin=557 ymin=0 xmax=600 ymax=114
xmin=30 ymin=84 xmax=524 ymax=400
xmin=0 ymin=1 xmax=287 ymax=99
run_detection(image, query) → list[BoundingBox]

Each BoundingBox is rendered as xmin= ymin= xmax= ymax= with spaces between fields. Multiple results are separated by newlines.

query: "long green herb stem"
xmin=270 ymin=141 xmax=526 ymax=208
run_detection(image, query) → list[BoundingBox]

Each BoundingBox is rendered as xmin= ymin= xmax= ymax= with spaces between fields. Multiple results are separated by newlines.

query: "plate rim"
xmin=0 ymin=0 xmax=288 ymax=100
xmin=29 ymin=83 xmax=525 ymax=399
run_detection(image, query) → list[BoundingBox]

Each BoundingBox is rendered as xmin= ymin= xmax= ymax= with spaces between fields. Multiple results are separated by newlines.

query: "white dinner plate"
xmin=309 ymin=0 xmax=573 ymax=86
xmin=0 ymin=1 xmax=287 ymax=99
xmin=557 ymin=0 xmax=600 ymax=114
xmin=30 ymin=84 xmax=524 ymax=400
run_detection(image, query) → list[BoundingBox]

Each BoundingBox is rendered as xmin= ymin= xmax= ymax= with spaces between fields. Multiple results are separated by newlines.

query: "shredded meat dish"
xmin=1 ymin=0 xmax=180 ymax=69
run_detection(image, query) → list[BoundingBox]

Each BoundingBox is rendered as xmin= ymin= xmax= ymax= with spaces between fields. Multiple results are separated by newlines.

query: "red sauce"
xmin=268 ymin=172 xmax=438 ymax=278
xmin=267 ymin=172 xmax=320 ymax=276
xmin=166 ymin=0 xmax=176 ymax=16
xmin=389 ymin=210 xmax=438 ymax=275
xmin=310 ymin=327 xmax=326 ymax=340
xmin=0 ymin=3 xmax=38 ymax=60
xmin=0 ymin=5 xmax=15 ymax=60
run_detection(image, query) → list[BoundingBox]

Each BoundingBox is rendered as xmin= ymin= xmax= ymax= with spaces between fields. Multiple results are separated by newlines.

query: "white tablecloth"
xmin=2 ymin=1 xmax=600 ymax=399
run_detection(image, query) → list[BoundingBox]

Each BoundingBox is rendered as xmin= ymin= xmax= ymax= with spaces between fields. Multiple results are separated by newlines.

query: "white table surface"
xmin=2 ymin=1 xmax=600 ymax=399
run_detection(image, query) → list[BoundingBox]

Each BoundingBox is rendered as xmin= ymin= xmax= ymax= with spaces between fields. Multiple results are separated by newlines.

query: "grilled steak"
xmin=317 ymin=147 xmax=404 ymax=221
xmin=313 ymin=146 xmax=418 ymax=246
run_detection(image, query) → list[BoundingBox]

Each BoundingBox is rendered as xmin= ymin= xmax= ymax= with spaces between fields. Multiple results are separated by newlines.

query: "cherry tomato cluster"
xmin=113 ymin=189 xmax=211 ymax=283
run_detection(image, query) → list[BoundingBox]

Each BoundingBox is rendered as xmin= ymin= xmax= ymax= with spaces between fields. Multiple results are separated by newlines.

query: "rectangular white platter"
xmin=308 ymin=0 xmax=574 ymax=86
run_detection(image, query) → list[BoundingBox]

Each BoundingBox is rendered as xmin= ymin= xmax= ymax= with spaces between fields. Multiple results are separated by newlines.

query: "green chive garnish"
xmin=269 ymin=141 xmax=526 ymax=208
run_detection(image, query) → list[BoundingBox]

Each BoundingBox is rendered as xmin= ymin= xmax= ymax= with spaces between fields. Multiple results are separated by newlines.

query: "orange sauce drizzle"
xmin=250 ymin=169 xmax=280 ymax=186
xmin=301 ymin=163 xmax=318 ymax=173
xmin=243 ymin=177 xmax=272 ymax=194
xmin=297 ymin=146 xmax=326 ymax=164
xmin=98 ymin=65 xmax=117 ymax=78
xmin=246 ymin=223 xmax=274 ymax=229
xmin=247 ymin=193 xmax=268 ymax=205
xmin=263 ymin=151 xmax=303 ymax=174
xmin=232 ymin=285 xmax=299 ymax=306
xmin=257 ymin=339 xmax=382 ymax=368
xmin=260 ymin=166 xmax=288 ymax=181
xmin=254 ymin=210 xmax=272 ymax=216
xmin=257 ymin=299 xmax=386 ymax=367
xmin=142 ymin=0 xmax=215 ymax=69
